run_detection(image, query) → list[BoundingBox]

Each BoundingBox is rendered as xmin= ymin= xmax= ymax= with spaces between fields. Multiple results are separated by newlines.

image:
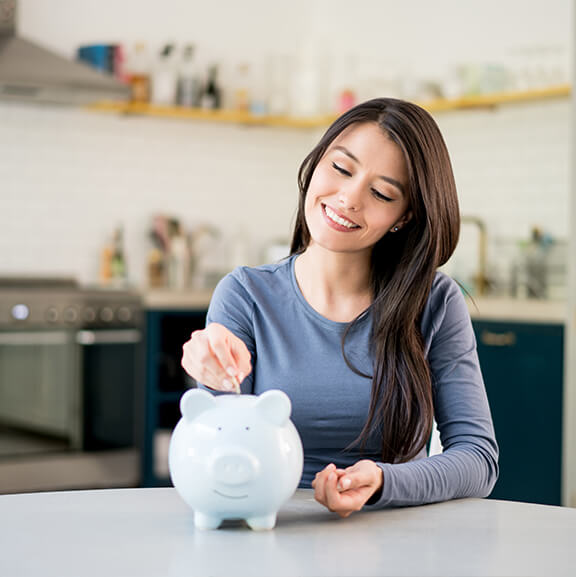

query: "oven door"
xmin=0 ymin=330 xmax=79 ymax=441
xmin=77 ymin=328 xmax=142 ymax=450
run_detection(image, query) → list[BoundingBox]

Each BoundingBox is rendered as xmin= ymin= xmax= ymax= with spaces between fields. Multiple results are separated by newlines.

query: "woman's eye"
xmin=331 ymin=162 xmax=352 ymax=177
xmin=371 ymin=188 xmax=394 ymax=202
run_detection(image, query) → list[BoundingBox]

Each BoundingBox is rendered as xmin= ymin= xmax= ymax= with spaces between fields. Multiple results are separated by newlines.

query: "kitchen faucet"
xmin=461 ymin=215 xmax=489 ymax=296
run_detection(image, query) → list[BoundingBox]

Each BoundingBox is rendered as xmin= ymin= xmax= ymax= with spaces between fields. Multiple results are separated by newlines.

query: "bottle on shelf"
xmin=290 ymin=42 xmax=323 ymax=117
xmin=99 ymin=239 xmax=113 ymax=285
xmin=110 ymin=225 xmax=128 ymax=285
xmin=249 ymin=60 xmax=268 ymax=117
xmin=100 ymin=226 xmax=128 ymax=286
xmin=177 ymin=44 xmax=201 ymax=108
xmin=201 ymin=64 xmax=222 ymax=110
xmin=167 ymin=220 xmax=191 ymax=290
xmin=329 ymin=53 xmax=357 ymax=114
xmin=267 ymin=53 xmax=291 ymax=116
xmin=127 ymin=42 xmax=151 ymax=104
xmin=233 ymin=62 xmax=251 ymax=112
xmin=337 ymin=88 xmax=356 ymax=114
xmin=151 ymin=43 xmax=178 ymax=106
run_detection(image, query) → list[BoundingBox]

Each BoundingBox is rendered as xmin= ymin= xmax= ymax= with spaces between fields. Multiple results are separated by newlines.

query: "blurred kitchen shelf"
xmin=420 ymin=83 xmax=571 ymax=112
xmin=86 ymin=101 xmax=335 ymax=128
xmin=87 ymin=84 xmax=571 ymax=128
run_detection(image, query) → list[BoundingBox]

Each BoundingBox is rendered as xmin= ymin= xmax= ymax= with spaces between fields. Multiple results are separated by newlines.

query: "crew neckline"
xmin=288 ymin=253 xmax=371 ymax=331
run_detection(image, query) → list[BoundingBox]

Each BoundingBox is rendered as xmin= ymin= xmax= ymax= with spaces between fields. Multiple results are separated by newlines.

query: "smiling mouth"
xmin=213 ymin=490 xmax=249 ymax=500
xmin=322 ymin=204 xmax=360 ymax=230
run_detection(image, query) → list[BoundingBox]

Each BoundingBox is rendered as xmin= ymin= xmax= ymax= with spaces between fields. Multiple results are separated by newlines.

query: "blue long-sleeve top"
xmin=203 ymin=255 xmax=499 ymax=509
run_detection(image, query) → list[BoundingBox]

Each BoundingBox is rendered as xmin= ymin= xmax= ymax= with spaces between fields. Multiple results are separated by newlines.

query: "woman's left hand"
xmin=312 ymin=460 xmax=383 ymax=518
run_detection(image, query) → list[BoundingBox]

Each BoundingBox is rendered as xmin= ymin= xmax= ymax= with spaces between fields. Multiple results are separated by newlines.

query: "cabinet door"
xmin=142 ymin=309 xmax=207 ymax=487
xmin=473 ymin=321 xmax=563 ymax=506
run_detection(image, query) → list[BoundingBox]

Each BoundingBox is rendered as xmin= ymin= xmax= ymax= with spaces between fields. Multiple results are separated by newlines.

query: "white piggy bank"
xmin=168 ymin=388 xmax=304 ymax=530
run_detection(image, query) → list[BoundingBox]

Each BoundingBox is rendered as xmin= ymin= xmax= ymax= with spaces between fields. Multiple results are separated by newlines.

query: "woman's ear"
xmin=392 ymin=210 xmax=413 ymax=232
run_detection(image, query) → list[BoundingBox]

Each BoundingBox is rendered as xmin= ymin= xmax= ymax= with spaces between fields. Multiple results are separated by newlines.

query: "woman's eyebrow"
xmin=334 ymin=145 xmax=360 ymax=164
xmin=333 ymin=145 xmax=406 ymax=194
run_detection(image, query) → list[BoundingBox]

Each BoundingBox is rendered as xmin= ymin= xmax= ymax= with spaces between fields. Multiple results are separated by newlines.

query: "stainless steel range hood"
xmin=0 ymin=0 xmax=129 ymax=105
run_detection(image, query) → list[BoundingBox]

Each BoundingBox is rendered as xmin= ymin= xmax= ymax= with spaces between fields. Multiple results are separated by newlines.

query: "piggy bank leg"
xmin=194 ymin=511 xmax=222 ymax=530
xmin=245 ymin=513 xmax=277 ymax=531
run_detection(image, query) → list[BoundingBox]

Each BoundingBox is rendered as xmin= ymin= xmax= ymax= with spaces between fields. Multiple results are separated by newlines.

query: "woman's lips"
xmin=322 ymin=204 xmax=360 ymax=232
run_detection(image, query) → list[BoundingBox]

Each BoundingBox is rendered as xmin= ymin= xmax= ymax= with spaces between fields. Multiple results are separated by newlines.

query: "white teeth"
xmin=324 ymin=205 xmax=358 ymax=229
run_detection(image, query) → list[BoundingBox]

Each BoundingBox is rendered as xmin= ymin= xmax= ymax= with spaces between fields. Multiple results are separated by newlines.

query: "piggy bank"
xmin=168 ymin=388 xmax=303 ymax=530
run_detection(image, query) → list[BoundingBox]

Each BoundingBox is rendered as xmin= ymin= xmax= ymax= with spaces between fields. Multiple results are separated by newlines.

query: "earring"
xmin=391 ymin=226 xmax=399 ymax=232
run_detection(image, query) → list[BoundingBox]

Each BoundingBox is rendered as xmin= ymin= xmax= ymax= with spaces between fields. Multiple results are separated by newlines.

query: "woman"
xmin=181 ymin=97 xmax=498 ymax=517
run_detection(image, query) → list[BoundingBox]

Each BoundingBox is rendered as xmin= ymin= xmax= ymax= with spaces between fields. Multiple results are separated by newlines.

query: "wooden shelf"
xmin=420 ymin=84 xmax=570 ymax=113
xmin=87 ymin=84 xmax=571 ymax=128
xmin=86 ymin=100 xmax=335 ymax=128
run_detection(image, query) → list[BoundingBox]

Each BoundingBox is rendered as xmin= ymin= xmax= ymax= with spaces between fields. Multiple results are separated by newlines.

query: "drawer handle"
xmin=480 ymin=330 xmax=517 ymax=347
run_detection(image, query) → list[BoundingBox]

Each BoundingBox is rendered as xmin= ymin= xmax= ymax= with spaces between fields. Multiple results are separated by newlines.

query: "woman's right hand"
xmin=181 ymin=322 xmax=252 ymax=392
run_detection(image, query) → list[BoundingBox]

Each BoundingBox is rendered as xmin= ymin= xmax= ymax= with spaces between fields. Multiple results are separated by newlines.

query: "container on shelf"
xmin=151 ymin=43 xmax=178 ymax=106
xmin=127 ymin=42 xmax=151 ymax=104
xmin=177 ymin=44 xmax=202 ymax=108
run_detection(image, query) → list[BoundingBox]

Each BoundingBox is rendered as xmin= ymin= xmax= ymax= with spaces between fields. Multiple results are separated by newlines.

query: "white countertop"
xmin=143 ymin=288 xmax=214 ymax=310
xmin=1 ymin=488 xmax=575 ymax=577
xmin=144 ymin=289 xmax=567 ymax=324
xmin=466 ymin=297 xmax=566 ymax=323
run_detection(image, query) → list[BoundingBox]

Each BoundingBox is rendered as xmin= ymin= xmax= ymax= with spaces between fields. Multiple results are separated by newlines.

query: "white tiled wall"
xmin=0 ymin=101 xmax=315 ymax=284
xmin=0 ymin=98 xmax=570 ymax=288
xmin=436 ymin=99 xmax=570 ymax=295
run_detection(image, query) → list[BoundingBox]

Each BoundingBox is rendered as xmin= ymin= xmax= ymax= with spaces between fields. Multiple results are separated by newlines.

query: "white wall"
xmin=0 ymin=0 xmax=571 ymax=287
xmin=18 ymin=0 xmax=571 ymax=84
xmin=0 ymin=102 xmax=312 ymax=284
xmin=0 ymin=99 xmax=569 ymax=287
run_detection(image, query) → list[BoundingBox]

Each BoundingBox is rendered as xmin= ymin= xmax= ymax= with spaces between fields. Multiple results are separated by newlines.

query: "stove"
xmin=0 ymin=277 xmax=144 ymax=453
xmin=0 ymin=277 xmax=142 ymax=330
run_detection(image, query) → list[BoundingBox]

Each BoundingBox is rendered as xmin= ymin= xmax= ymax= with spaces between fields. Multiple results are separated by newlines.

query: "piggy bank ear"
xmin=255 ymin=389 xmax=291 ymax=426
xmin=180 ymin=388 xmax=217 ymax=423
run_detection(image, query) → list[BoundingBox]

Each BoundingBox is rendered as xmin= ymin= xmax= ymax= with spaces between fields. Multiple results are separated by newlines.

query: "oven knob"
xmin=117 ymin=306 xmax=132 ymax=322
xmin=11 ymin=304 xmax=30 ymax=321
xmin=83 ymin=307 xmax=97 ymax=323
xmin=45 ymin=307 xmax=59 ymax=322
xmin=63 ymin=307 xmax=78 ymax=323
xmin=99 ymin=307 xmax=114 ymax=322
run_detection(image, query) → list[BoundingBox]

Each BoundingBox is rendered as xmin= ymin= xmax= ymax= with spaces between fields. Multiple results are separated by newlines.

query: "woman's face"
xmin=304 ymin=122 xmax=411 ymax=257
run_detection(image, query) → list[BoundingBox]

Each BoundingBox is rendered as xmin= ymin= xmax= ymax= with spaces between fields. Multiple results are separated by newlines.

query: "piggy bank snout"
xmin=209 ymin=449 xmax=260 ymax=486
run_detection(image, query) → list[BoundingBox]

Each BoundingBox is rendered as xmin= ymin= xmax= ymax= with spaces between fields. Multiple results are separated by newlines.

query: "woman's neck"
xmin=294 ymin=244 xmax=373 ymax=322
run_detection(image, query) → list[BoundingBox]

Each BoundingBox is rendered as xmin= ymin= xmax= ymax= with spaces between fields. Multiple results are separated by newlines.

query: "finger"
xmin=205 ymin=324 xmax=238 ymax=374
xmin=182 ymin=346 xmax=232 ymax=391
xmin=229 ymin=339 xmax=252 ymax=381
xmin=324 ymin=471 xmax=354 ymax=517
xmin=338 ymin=461 xmax=383 ymax=492
xmin=313 ymin=463 xmax=336 ymax=505
xmin=205 ymin=324 xmax=252 ymax=388
xmin=182 ymin=330 xmax=234 ymax=391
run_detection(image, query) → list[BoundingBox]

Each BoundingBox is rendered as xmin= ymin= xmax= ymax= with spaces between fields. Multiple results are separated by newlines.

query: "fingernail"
xmin=328 ymin=472 xmax=336 ymax=482
xmin=340 ymin=478 xmax=351 ymax=490
xmin=226 ymin=367 xmax=237 ymax=377
xmin=222 ymin=379 xmax=234 ymax=391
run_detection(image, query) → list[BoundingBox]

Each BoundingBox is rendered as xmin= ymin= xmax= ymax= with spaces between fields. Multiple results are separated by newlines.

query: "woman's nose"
xmin=338 ymin=182 xmax=363 ymax=211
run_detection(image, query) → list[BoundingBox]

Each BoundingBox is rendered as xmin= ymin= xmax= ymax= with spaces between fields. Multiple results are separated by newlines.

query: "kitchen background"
xmin=1 ymin=0 xmax=575 ymax=505
xmin=0 ymin=0 xmax=571 ymax=293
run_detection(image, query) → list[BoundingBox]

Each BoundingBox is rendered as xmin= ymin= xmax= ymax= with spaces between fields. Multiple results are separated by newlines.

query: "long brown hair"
xmin=290 ymin=98 xmax=460 ymax=463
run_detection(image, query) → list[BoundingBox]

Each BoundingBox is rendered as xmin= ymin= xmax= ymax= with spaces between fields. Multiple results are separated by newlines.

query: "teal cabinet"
xmin=142 ymin=309 xmax=207 ymax=487
xmin=472 ymin=320 xmax=564 ymax=506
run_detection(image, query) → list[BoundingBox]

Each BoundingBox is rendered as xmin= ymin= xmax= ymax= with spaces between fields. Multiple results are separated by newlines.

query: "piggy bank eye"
xmin=217 ymin=426 xmax=222 ymax=431
xmin=245 ymin=426 xmax=250 ymax=431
